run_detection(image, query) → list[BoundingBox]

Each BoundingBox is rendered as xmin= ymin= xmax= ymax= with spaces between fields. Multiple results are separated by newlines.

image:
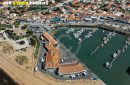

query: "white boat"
xmin=122 ymin=48 xmax=125 ymax=53
xmin=78 ymin=38 xmax=81 ymax=41
xmin=113 ymin=53 xmax=118 ymax=58
xmin=117 ymin=50 xmax=121 ymax=55
xmin=124 ymin=45 xmax=128 ymax=50
xmin=103 ymin=37 xmax=107 ymax=41
xmin=104 ymin=41 xmax=107 ymax=44
xmin=70 ymin=28 xmax=74 ymax=32
xmin=105 ymin=62 xmax=112 ymax=69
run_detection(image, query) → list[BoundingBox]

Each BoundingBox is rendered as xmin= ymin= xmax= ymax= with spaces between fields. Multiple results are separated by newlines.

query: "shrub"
xmin=15 ymin=55 xmax=28 ymax=65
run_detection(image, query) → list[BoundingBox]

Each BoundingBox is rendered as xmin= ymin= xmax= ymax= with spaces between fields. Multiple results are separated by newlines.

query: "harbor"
xmin=105 ymin=38 xmax=130 ymax=69
xmin=54 ymin=27 xmax=130 ymax=85
xmin=90 ymin=31 xmax=116 ymax=56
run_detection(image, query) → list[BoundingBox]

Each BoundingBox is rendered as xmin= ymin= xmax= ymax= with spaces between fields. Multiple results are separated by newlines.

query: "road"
xmin=36 ymin=40 xmax=46 ymax=70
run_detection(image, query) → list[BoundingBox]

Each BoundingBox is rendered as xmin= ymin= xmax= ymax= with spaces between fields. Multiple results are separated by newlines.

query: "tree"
xmin=26 ymin=30 xmax=33 ymax=37
xmin=30 ymin=37 xmax=36 ymax=46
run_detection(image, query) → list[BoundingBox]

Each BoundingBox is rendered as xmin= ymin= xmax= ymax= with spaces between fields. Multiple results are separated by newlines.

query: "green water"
xmin=55 ymin=28 xmax=130 ymax=85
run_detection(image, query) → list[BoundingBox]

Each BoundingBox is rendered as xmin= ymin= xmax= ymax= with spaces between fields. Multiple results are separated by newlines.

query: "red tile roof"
xmin=43 ymin=32 xmax=60 ymax=69
xmin=58 ymin=62 xmax=85 ymax=75
xmin=43 ymin=32 xmax=57 ymax=45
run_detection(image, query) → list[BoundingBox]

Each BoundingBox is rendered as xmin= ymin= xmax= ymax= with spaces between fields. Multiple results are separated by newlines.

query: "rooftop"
xmin=58 ymin=62 xmax=85 ymax=75
xmin=43 ymin=32 xmax=60 ymax=69
xmin=43 ymin=32 xmax=57 ymax=46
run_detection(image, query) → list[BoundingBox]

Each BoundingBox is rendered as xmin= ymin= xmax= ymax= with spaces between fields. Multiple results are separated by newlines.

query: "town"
xmin=0 ymin=0 xmax=130 ymax=85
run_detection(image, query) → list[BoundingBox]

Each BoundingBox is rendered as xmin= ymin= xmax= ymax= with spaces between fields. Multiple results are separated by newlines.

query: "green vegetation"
xmin=2 ymin=44 xmax=14 ymax=54
xmin=26 ymin=30 xmax=33 ymax=37
xmin=13 ymin=21 xmax=20 ymax=28
xmin=32 ymin=36 xmax=40 ymax=59
xmin=5 ymin=30 xmax=22 ymax=40
xmin=15 ymin=55 xmax=28 ymax=65
xmin=30 ymin=37 xmax=36 ymax=46
xmin=0 ymin=9 xmax=3 ymax=14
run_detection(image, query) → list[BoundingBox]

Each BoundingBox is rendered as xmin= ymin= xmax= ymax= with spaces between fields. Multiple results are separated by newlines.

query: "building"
xmin=43 ymin=32 xmax=86 ymax=76
xmin=43 ymin=32 xmax=60 ymax=70
xmin=58 ymin=61 xmax=86 ymax=76
xmin=43 ymin=32 xmax=57 ymax=46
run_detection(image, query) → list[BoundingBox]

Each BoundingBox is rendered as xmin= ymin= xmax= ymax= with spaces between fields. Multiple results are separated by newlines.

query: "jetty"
xmin=90 ymin=32 xmax=116 ymax=56
xmin=105 ymin=38 xmax=130 ymax=69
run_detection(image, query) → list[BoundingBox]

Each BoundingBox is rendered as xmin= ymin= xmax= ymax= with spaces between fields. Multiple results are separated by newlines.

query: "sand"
xmin=0 ymin=51 xmax=102 ymax=85
xmin=0 ymin=41 xmax=102 ymax=85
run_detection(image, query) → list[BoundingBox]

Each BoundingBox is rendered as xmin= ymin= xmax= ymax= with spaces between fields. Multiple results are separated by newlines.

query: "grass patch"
xmin=34 ymin=36 xmax=40 ymax=59
xmin=5 ymin=30 xmax=22 ymax=40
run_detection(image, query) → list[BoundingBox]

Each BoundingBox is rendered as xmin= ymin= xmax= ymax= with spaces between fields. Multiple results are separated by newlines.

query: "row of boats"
xmin=90 ymin=31 xmax=116 ymax=56
xmin=105 ymin=40 xmax=130 ymax=69
xmin=84 ymin=28 xmax=98 ymax=39
xmin=66 ymin=28 xmax=98 ymax=42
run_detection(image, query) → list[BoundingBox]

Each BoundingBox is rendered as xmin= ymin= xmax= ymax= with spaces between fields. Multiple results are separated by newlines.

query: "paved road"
xmin=36 ymin=40 xmax=46 ymax=70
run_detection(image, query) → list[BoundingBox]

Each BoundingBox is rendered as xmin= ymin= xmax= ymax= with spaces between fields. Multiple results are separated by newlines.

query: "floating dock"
xmin=90 ymin=32 xmax=116 ymax=56
xmin=105 ymin=39 xmax=130 ymax=69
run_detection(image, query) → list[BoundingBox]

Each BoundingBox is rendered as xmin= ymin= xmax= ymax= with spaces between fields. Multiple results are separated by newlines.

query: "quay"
xmin=53 ymin=23 xmax=130 ymax=36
